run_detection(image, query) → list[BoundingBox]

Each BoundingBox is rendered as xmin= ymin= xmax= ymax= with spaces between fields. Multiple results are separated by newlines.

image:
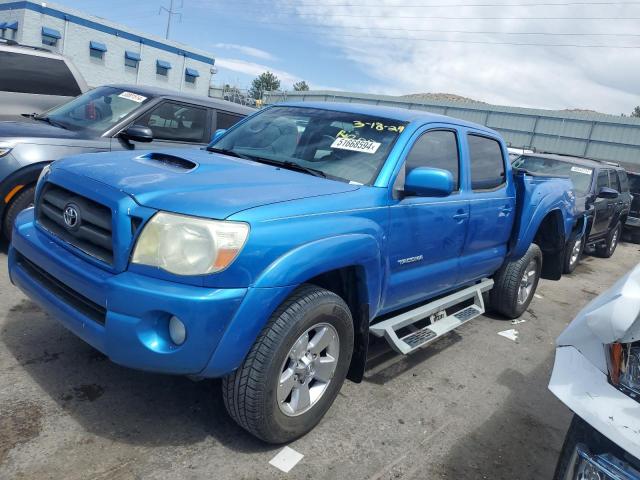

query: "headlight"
xmin=608 ymin=343 xmax=640 ymax=396
xmin=0 ymin=142 xmax=13 ymax=157
xmin=131 ymin=212 xmax=249 ymax=276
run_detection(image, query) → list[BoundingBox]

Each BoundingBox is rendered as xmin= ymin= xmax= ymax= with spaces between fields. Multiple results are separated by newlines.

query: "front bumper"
xmin=549 ymin=346 xmax=640 ymax=461
xmin=626 ymin=216 xmax=640 ymax=229
xmin=9 ymin=209 xmax=248 ymax=375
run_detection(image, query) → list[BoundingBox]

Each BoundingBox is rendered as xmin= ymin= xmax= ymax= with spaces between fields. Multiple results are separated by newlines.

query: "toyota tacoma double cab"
xmin=9 ymin=103 xmax=575 ymax=443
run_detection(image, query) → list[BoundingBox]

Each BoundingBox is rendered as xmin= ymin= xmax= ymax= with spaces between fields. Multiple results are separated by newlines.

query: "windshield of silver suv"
xmin=36 ymin=86 xmax=152 ymax=133
xmin=513 ymin=155 xmax=594 ymax=195
xmin=209 ymin=106 xmax=408 ymax=185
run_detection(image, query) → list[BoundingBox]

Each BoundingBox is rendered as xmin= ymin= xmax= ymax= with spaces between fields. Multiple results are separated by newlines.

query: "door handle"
xmin=500 ymin=206 xmax=514 ymax=215
xmin=453 ymin=212 xmax=469 ymax=221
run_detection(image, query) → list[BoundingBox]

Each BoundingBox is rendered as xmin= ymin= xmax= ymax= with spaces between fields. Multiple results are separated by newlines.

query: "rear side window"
xmin=0 ymin=51 xmax=81 ymax=96
xmin=596 ymin=170 xmax=610 ymax=190
xmin=610 ymin=170 xmax=622 ymax=192
xmin=617 ymin=170 xmax=629 ymax=192
xmin=405 ymin=130 xmax=460 ymax=189
xmin=138 ymin=102 xmax=208 ymax=143
xmin=468 ymin=134 xmax=506 ymax=190
xmin=216 ymin=111 xmax=244 ymax=130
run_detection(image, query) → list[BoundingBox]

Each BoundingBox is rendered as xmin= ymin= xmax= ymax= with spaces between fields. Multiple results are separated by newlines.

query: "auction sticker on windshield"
xmin=118 ymin=91 xmax=147 ymax=103
xmin=571 ymin=166 xmax=593 ymax=175
xmin=331 ymin=137 xmax=381 ymax=154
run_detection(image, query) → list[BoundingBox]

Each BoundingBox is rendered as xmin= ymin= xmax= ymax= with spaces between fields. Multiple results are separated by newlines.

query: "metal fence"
xmin=263 ymin=90 xmax=640 ymax=169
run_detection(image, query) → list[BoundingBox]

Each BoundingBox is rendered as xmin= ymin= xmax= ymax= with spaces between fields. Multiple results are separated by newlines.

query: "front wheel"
xmin=488 ymin=243 xmax=542 ymax=319
xmin=222 ymin=284 xmax=354 ymax=444
xmin=563 ymin=235 xmax=583 ymax=274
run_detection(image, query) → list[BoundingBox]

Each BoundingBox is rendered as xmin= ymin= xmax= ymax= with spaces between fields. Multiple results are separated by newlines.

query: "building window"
xmin=156 ymin=60 xmax=171 ymax=76
xmin=184 ymin=67 xmax=199 ymax=84
xmin=89 ymin=41 xmax=107 ymax=60
xmin=41 ymin=27 xmax=61 ymax=47
xmin=125 ymin=50 xmax=141 ymax=69
xmin=4 ymin=21 xmax=18 ymax=40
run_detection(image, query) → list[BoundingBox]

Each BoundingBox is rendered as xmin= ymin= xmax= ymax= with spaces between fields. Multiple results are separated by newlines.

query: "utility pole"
xmin=159 ymin=0 xmax=182 ymax=40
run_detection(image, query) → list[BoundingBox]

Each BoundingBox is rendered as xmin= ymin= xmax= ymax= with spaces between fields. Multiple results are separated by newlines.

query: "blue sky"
xmin=56 ymin=0 xmax=640 ymax=114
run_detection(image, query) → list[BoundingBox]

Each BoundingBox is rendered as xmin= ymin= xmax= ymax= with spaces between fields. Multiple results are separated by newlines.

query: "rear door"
xmin=591 ymin=169 xmax=614 ymax=237
xmin=458 ymin=132 xmax=515 ymax=283
xmin=384 ymin=127 xmax=468 ymax=311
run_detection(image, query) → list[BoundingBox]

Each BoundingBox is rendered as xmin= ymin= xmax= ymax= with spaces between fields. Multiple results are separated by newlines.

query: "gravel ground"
xmin=1 ymin=242 xmax=638 ymax=480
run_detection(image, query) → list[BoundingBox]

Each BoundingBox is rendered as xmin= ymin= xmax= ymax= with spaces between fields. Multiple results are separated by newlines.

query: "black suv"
xmin=621 ymin=165 xmax=640 ymax=242
xmin=513 ymin=153 xmax=632 ymax=272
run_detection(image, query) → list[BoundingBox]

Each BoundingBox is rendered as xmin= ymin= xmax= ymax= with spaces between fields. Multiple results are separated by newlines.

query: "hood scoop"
xmin=134 ymin=152 xmax=198 ymax=172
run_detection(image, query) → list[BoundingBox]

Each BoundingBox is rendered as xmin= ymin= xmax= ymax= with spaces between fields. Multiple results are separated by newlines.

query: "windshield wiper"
xmin=206 ymin=146 xmax=252 ymax=160
xmin=278 ymin=161 xmax=327 ymax=178
xmin=33 ymin=115 xmax=68 ymax=130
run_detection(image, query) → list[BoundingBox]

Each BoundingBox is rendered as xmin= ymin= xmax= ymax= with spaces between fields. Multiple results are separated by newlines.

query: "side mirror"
xmin=210 ymin=128 xmax=227 ymax=143
xmin=122 ymin=124 xmax=154 ymax=143
xmin=405 ymin=167 xmax=454 ymax=197
xmin=598 ymin=187 xmax=619 ymax=199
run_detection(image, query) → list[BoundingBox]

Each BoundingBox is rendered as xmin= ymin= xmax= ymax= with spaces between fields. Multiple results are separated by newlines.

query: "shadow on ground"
xmin=1 ymin=299 xmax=272 ymax=454
xmin=436 ymin=359 xmax=571 ymax=479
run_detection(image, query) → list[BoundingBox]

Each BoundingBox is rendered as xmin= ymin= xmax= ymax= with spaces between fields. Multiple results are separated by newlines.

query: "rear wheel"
xmin=2 ymin=186 xmax=35 ymax=242
xmin=595 ymin=221 xmax=621 ymax=258
xmin=222 ymin=284 xmax=354 ymax=443
xmin=489 ymin=243 xmax=542 ymax=319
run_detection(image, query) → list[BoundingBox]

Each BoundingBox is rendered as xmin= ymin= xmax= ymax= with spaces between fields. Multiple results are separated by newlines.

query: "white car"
xmin=549 ymin=263 xmax=640 ymax=479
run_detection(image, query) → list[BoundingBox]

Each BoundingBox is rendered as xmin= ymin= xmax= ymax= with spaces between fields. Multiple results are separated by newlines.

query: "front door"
xmin=591 ymin=170 xmax=614 ymax=238
xmin=384 ymin=127 xmax=468 ymax=312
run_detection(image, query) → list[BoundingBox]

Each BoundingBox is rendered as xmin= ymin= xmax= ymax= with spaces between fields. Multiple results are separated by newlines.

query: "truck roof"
xmin=280 ymin=101 xmax=500 ymax=135
xmin=519 ymin=152 xmax=626 ymax=171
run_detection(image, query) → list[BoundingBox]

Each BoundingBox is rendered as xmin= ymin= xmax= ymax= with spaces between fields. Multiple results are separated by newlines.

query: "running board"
xmin=369 ymin=279 xmax=494 ymax=355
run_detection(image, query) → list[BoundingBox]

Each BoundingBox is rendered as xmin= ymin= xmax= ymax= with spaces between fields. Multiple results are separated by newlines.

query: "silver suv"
xmin=0 ymin=84 xmax=254 ymax=240
xmin=0 ymin=39 xmax=89 ymax=121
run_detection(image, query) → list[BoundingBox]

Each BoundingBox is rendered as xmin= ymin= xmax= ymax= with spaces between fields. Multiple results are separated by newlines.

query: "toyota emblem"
xmin=63 ymin=205 xmax=79 ymax=229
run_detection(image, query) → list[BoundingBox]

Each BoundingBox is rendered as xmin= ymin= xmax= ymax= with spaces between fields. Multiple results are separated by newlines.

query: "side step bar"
xmin=369 ymin=279 xmax=494 ymax=355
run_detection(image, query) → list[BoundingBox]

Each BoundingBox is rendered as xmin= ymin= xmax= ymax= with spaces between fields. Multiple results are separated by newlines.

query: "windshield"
xmin=513 ymin=155 xmax=594 ymax=195
xmin=210 ymin=106 xmax=408 ymax=185
xmin=42 ymin=86 xmax=152 ymax=133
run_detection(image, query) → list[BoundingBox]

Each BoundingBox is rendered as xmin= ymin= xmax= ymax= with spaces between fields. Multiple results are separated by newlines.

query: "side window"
xmin=596 ymin=170 xmax=610 ymax=191
xmin=0 ymin=51 xmax=81 ymax=96
xmin=138 ymin=102 xmax=207 ymax=143
xmin=468 ymin=134 xmax=506 ymax=190
xmin=618 ymin=170 xmax=630 ymax=193
xmin=404 ymin=130 xmax=460 ymax=189
xmin=216 ymin=111 xmax=243 ymax=130
xmin=610 ymin=170 xmax=622 ymax=192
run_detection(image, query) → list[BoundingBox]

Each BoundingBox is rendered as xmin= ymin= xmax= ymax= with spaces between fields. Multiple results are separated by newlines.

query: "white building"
xmin=0 ymin=0 xmax=215 ymax=97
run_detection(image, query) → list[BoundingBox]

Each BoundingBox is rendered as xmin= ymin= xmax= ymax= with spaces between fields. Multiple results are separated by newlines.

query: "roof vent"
xmin=134 ymin=152 xmax=197 ymax=172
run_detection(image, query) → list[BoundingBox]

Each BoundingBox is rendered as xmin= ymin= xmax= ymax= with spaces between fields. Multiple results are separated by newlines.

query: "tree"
xmin=293 ymin=80 xmax=310 ymax=91
xmin=249 ymin=71 xmax=281 ymax=100
xmin=632 ymin=106 xmax=640 ymax=118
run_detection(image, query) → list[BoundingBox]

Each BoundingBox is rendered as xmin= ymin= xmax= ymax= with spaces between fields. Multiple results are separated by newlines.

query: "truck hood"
xmin=0 ymin=119 xmax=90 ymax=143
xmin=53 ymin=149 xmax=360 ymax=219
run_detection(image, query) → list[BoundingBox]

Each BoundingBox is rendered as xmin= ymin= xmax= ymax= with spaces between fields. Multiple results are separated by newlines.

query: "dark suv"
xmin=513 ymin=153 xmax=631 ymax=272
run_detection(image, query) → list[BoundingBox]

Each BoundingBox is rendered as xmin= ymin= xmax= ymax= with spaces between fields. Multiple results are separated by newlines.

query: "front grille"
xmin=37 ymin=184 xmax=113 ymax=264
xmin=16 ymin=252 xmax=106 ymax=325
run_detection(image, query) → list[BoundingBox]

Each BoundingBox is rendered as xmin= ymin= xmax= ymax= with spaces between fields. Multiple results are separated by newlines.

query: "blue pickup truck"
xmin=8 ymin=102 xmax=575 ymax=443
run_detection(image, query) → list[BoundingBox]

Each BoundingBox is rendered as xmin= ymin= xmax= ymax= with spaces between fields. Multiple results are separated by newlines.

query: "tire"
xmin=222 ymin=284 xmax=354 ymax=444
xmin=595 ymin=221 xmax=621 ymax=258
xmin=2 ymin=186 xmax=35 ymax=242
xmin=488 ymin=243 xmax=542 ymax=319
xmin=562 ymin=234 xmax=584 ymax=274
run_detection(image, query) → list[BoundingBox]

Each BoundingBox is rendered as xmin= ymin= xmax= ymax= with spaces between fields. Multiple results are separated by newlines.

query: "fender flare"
xmin=0 ymin=162 xmax=50 ymax=223
xmin=200 ymin=234 xmax=384 ymax=377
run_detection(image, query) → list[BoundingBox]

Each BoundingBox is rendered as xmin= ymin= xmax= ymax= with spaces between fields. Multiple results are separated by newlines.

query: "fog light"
xmin=169 ymin=316 xmax=186 ymax=345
